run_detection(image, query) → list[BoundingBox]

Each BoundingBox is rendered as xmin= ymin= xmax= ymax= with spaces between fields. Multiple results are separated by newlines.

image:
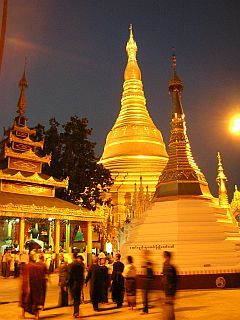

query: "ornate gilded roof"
xmin=0 ymin=191 xmax=104 ymax=222
xmin=154 ymin=54 xmax=212 ymax=200
xmin=0 ymin=169 xmax=68 ymax=188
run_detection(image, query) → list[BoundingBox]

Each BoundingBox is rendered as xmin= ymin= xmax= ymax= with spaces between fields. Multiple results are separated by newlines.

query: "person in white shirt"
xmin=122 ymin=255 xmax=137 ymax=310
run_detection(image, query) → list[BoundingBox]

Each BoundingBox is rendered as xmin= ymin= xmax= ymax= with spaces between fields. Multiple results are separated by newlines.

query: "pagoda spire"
xmin=17 ymin=58 xmax=28 ymax=117
xmin=154 ymin=53 xmax=212 ymax=199
xmin=216 ymin=152 xmax=229 ymax=208
xmin=124 ymin=24 xmax=141 ymax=81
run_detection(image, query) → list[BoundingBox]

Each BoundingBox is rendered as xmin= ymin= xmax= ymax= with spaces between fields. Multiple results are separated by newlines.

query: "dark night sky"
xmin=0 ymin=0 xmax=240 ymax=198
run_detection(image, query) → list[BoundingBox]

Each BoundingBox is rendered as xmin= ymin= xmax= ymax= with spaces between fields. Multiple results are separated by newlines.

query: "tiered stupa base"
xmin=121 ymin=198 xmax=240 ymax=289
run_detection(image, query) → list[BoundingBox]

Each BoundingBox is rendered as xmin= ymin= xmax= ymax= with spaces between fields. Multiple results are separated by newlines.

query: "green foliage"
xmin=36 ymin=116 xmax=113 ymax=210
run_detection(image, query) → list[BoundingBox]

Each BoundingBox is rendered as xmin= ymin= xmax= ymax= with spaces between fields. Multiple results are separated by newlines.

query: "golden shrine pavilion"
xmin=0 ymin=66 xmax=105 ymax=263
xmin=99 ymin=26 xmax=168 ymax=227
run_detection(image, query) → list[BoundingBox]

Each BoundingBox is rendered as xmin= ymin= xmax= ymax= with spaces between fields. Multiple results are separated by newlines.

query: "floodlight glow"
xmin=230 ymin=114 xmax=240 ymax=135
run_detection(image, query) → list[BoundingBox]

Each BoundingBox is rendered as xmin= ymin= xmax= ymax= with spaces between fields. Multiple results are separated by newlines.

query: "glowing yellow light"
xmin=230 ymin=114 xmax=240 ymax=135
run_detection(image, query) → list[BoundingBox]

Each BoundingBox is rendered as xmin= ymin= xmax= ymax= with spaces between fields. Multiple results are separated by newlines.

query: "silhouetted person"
xmin=162 ymin=251 xmax=177 ymax=320
xmin=85 ymin=255 xmax=99 ymax=310
xmin=142 ymin=260 xmax=153 ymax=314
xmin=58 ymin=253 xmax=68 ymax=306
xmin=111 ymin=253 xmax=125 ymax=308
xmin=68 ymin=255 xmax=85 ymax=318
xmin=86 ymin=255 xmax=108 ymax=311
xmin=20 ymin=252 xmax=48 ymax=320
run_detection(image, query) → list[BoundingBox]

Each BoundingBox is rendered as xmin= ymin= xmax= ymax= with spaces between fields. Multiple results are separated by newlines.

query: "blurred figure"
xmin=142 ymin=260 xmax=153 ymax=314
xmin=97 ymin=255 xmax=109 ymax=309
xmin=87 ymin=254 xmax=108 ymax=311
xmin=78 ymin=255 xmax=85 ymax=303
xmin=36 ymin=253 xmax=49 ymax=310
xmin=122 ymin=255 xmax=137 ymax=310
xmin=68 ymin=254 xmax=85 ymax=318
xmin=1 ymin=249 xmax=7 ymax=277
xmin=162 ymin=251 xmax=177 ymax=320
xmin=20 ymin=252 xmax=48 ymax=320
xmin=4 ymin=249 xmax=12 ymax=277
xmin=85 ymin=255 xmax=99 ymax=310
xmin=58 ymin=253 xmax=69 ymax=306
xmin=111 ymin=253 xmax=125 ymax=308
xmin=14 ymin=251 xmax=20 ymax=278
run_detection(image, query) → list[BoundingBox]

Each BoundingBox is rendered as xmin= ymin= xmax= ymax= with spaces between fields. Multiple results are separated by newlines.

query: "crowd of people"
xmin=2 ymin=249 xmax=178 ymax=320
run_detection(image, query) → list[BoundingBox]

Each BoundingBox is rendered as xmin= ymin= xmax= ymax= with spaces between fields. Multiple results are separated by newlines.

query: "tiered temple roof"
xmin=0 ymin=67 xmax=103 ymax=222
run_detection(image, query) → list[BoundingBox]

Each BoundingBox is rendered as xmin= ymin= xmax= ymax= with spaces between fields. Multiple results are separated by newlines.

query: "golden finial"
xmin=129 ymin=24 xmax=133 ymax=39
xmin=126 ymin=24 xmax=137 ymax=61
xmin=217 ymin=152 xmax=225 ymax=174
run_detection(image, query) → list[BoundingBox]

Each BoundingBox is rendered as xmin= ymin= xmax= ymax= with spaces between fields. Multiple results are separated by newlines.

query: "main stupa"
xmin=99 ymin=26 xmax=168 ymax=225
xmin=121 ymin=54 xmax=240 ymax=289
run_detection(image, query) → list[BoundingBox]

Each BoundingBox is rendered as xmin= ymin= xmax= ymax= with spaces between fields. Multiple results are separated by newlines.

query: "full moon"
xmin=230 ymin=114 xmax=240 ymax=135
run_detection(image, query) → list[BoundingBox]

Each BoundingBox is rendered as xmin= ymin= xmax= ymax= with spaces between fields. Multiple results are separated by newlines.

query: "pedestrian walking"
xmin=141 ymin=260 xmax=153 ymax=314
xmin=85 ymin=255 xmax=99 ymax=310
xmin=162 ymin=251 xmax=178 ymax=320
xmin=111 ymin=253 xmax=125 ymax=308
xmin=86 ymin=254 xmax=109 ymax=311
xmin=58 ymin=253 xmax=69 ymax=306
xmin=1 ymin=249 xmax=7 ymax=277
xmin=68 ymin=254 xmax=85 ymax=318
xmin=122 ymin=255 xmax=137 ymax=310
xmin=4 ymin=249 xmax=12 ymax=277
xmin=20 ymin=252 xmax=49 ymax=320
xmin=36 ymin=253 xmax=49 ymax=310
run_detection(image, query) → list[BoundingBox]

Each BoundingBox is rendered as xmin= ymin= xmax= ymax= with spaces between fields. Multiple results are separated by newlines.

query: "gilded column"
xmin=7 ymin=220 xmax=12 ymax=238
xmin=65 ymin=222 xmax=71 ymax=253
xmin=55 ymin=219 xmax=60 ymax=254
xmin=87 ymin=221 xmax=92 ymax=266
xmin=19 ymin=217 xmax=25 ymax=253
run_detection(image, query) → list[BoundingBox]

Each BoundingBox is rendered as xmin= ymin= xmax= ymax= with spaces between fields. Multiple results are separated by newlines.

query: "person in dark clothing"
xmin=162 ymin=251 xmax=178 ymax=320
xmin=68 ymin=255 xmax=85 ymax=318
xmin=86 ymin=255 xmax=108 ymax=311
xmin=142 ymin=260 xmax=153 ymax=314
xmin=111 ymin=253 xmax=125 ymax=308
xmin=58 ymin=254 xmax=69 ymax=307
xmin=85 ymin=255 xmax=99 ymax=310
xmin=20 ymin=252 xmax=48 ymax=320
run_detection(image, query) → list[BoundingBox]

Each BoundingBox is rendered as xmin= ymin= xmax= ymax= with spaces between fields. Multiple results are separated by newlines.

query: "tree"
xmin=39 ymin=116 xmax=113 ymax=210
xmin=42 ymin=118 xmax=62 ymax=179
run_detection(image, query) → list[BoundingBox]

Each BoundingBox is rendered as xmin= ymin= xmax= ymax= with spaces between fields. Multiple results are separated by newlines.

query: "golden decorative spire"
xmin=99 ymin=26 xmax=168 ymax=225
xmin=154 ymin=53 xmax=212 ymax=199
xmin=216 ymin=152 xmax=229 ymax=208
xmin=17 ymin=58 xmax=28 ymax=117
xmin=124 ymin=24 xmax=141 ymax=80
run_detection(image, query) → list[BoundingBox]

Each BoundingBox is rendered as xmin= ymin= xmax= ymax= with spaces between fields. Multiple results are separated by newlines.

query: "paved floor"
xmin=0 ymin=273 xmax=240 ymax=319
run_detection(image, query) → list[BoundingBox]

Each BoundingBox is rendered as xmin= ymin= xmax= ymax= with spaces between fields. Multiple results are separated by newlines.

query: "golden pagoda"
xmin=0 ymin=66 xmax=105 ymax=263
xmin=99 ymin=26 xmax=168 ymax=226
